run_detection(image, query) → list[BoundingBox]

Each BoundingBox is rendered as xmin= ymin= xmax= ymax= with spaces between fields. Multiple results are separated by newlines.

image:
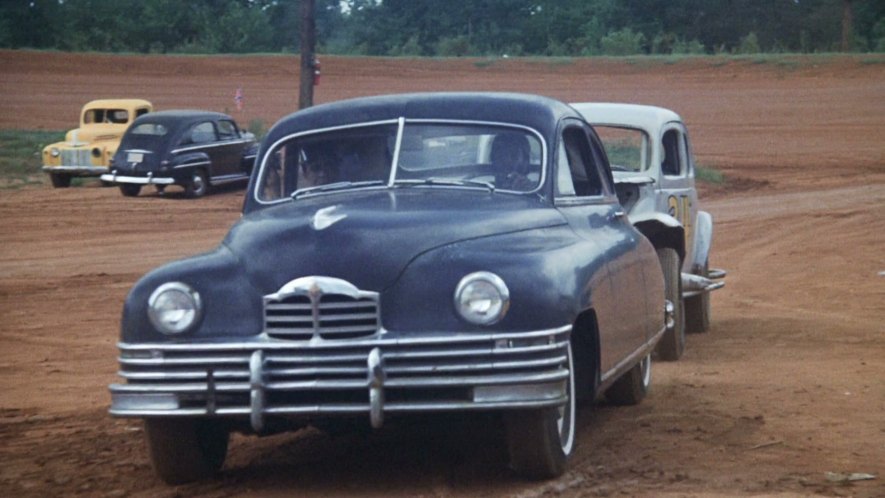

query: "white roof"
xmin=570 ymin=103 xmax=682 ymax=131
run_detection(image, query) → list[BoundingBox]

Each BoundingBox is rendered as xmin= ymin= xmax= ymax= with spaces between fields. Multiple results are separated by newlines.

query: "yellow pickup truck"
xmin=42 ymin=99 xmax=152 ymax=187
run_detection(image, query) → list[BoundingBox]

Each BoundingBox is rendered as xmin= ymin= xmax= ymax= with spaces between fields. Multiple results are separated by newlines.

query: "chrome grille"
xmin=60 ymin=149 xmax=93 ymax=166
xmin=263 ymin=277 xmax=380 ymax=340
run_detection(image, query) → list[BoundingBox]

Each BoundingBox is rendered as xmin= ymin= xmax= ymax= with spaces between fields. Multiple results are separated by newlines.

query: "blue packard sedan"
xmin=109 ymin=93 xmax=668 ymax=483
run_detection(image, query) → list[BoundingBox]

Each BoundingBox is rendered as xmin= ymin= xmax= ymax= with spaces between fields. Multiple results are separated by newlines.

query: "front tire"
xmin=119 ymin=184 xmax=141 ymax=197
xmin=685 ymin=260 xmax=712 ymax=333
xmin=49 ymin=173 xmax=71 ymax=188
xmin=504 ymin=342 xmax=575 ymax=479
xmin=606 ymin=353 xmax=651 ymax=405
xmin=144 ymin=418 xmax=229 ymax=485
xmin=655 ymin=247 xmax=685 ymax=361
xmin=185 ymin=169 xmax=209 ymax=198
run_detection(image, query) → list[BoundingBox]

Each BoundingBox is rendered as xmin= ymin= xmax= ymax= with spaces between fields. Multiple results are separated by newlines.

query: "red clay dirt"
xmin=0 ymin=50 xmax=883 ymax=497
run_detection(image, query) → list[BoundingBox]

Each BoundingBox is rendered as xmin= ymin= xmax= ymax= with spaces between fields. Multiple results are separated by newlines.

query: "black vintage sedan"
xmin=101 ymin=110 xmax=257 ymax=197
xmin=109 ymin=93 xmax=670 ymax=483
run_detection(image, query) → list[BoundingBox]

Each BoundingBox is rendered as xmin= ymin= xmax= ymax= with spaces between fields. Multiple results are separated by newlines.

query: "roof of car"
xmin=84 ymin=99 xmax=152 ymax=109
xmin=570 ymin=103 xmax=682 ymax=132
xmin=263 ymin=92 xmax=582 ymax=147
xmin=131 ymin=110 xmax=232 ymax=128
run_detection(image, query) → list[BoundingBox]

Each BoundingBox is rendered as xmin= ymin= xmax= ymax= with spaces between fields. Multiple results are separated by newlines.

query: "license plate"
xmin=127 ymin=152 xmax=143 ymax=163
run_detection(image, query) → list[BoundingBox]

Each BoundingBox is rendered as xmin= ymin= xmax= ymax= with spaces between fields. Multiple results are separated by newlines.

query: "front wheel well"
xmin=571 ymin=310 xmax=600 ymax=404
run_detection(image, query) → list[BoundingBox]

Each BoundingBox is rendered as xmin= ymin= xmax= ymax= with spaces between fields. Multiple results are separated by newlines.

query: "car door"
xmin=658 ymin=122 xmax=698 ymax=270
xmin=179 ymin=121 xmax=218 ymax=174
xmin=554 ymin=120 xmax=647 ymax=374
xmin=211 ymin=119 xmax=249 ymax=179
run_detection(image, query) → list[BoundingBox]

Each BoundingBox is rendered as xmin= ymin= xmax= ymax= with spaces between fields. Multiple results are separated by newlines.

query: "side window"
xmin=187 ymin=122 xmax=217 ymax=145
xmin=662 ymin=129 xmax=682 ymax=176
xmin=557 ymin=126 xmax=604 ymax=198
xmin=217 ymin=120 xmax=237 ymax=140
xmin=135 ymin=108 xmax=149 ymax=118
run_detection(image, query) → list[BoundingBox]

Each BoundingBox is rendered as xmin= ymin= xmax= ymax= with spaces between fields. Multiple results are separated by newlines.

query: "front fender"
xmin=120 ymin=245 xmax=263 ymax=343
xmin=382 ymin=225 xmax=605 ymax=334
xmin=630 ymin=211 xmax=686 ymax=261
xmin=690 ymin=210 xmax=713 ymax=273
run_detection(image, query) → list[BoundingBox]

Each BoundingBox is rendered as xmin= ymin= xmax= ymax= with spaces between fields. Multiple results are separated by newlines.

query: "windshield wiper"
xmin=395 ymin=177 xmax=495 ymax=192
xmin=291 ymin=180 xmax=386 ymax=199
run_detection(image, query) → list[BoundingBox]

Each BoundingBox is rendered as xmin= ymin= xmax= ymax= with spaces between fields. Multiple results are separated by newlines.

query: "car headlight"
xmin=147 ymin=282 xmax=202 ymax=335
xmin=454 ymin=272 xmax=509 ymax=325
xmin=50 ymin=148 xmax=60 ymax=157
xmin=91 ymin=147 xmax=102 ymax=158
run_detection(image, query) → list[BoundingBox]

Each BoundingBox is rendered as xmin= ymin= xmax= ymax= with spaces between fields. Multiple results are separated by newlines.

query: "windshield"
xmin=84 ymin=109 xmax=130 ymax=125
xmin=256 ymin=122 xmax=543 ymax=202
xmin=593 ymin=125 xmax=649 ymax=172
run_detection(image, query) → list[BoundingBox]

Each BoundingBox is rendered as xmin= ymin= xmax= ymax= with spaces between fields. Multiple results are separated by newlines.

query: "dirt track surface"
xmin=1 ymin=50 xmax=883 ymax=497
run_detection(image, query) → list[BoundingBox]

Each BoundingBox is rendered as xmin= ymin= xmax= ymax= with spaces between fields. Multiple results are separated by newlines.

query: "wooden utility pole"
xmin=299 ymin=0 xmax=316 ymax=109
xmin=841 ymin=0 xmax=854 ymax=52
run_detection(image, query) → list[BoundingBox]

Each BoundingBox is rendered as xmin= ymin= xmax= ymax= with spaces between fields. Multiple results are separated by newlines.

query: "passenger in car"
xmin=491 ymin=132 xmax=534 ymax=191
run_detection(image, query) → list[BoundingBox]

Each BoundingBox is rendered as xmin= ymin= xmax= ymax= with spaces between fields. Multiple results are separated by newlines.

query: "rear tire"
xmin=119 ymin=184 xmax=141 ymax=197
xmin=49 ymin=173 xmax=71 ymax=188
xmin=685 ymin=260 xmax=712 ymax=334
xmin=185 ymin=169 xmax=209 ymax=198
xmin=606 ymin=354 xmax=650 ymax=406
xmin=504 ymin=342 xmax=575 ymax=480
xmin=144 ymin=418 xmax=229 ymax=485
xmin=655 ymin=247 xmax=685 ymax=361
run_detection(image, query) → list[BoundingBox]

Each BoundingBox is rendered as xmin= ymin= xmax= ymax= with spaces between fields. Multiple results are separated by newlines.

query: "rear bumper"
xmin=682 ymin=269 xmax=727 ymax=298
xmin=43 ymin=165 xmax=106 ymax=176
xmin=109 ymin=326 xmax=571 ymax=431
xmin=100 ymin=173 xmax=175 ymax=185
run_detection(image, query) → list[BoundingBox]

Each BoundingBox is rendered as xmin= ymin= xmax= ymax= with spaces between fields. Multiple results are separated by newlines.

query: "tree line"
xmin=2 ymin=0 xmax=883 ymax=56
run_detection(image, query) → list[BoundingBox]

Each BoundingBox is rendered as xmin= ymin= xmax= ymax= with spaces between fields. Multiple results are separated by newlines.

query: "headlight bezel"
xmin=50 ymin=147 xmax=60 ymax=157
xmin=454 ymin=271 xmax=510 ymax=325
xmin=147 ymin=282 xmax=203 ymax=335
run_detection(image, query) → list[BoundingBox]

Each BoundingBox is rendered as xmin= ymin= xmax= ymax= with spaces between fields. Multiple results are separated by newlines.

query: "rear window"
xmin=593 ymin=125 xmax=649 ymax=172
xmin=130 ymin=123 xmax=168 ymax=136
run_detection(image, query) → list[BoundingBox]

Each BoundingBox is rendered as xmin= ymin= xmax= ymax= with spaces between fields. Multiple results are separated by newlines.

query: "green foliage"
xmin=247 ymin=119 xmax=268 ymax=140
xmin=737 ymin=32 xmax=761 ymax=54
xmin=695 ymin=165 xmax=725 ymax=185
xmin=0 ymin=0 xmax=882 ymax=56
xmin=600 ymin=28 xmax=645 ymax=56
xmin=436 ymin=36 xmax=471 ymax=57
xmin=0 ymin=130 xmax=65 ymax=187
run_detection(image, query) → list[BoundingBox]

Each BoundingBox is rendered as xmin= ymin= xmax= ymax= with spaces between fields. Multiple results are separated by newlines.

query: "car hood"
xmin=64 ymin=124 xmax=127 ymax=145
xmin=224 ymin=189 xmax=565 ymax=293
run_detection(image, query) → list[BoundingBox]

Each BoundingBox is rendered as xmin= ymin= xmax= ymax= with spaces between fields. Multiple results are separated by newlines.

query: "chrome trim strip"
xmin=100 ymin=174 xmax=175 ymax=185
xmin=117 ymin=325 xmax=571 ymax=351
xmin=172 ymin=161 xmax=210 ymax=169
xmin=110 ymin=397 xmax=565 ymax=418
xmin=172 ymin=139 xmax=252 ymax=154
xmin=42 ymin=165 xmax=106 ymax=174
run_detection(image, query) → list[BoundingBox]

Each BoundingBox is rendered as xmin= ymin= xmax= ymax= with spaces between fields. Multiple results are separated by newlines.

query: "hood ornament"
xmin=312 ymin=205 xmax=347 ymax=230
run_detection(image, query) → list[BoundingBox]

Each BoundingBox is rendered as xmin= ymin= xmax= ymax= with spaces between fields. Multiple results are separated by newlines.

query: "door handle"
xmin=610 ymin=209 xmax=626 ymax=221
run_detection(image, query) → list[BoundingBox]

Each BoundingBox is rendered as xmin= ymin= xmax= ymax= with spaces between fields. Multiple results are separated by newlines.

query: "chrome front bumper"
xmin=42 ymin=165 xmax=106 ymax=175
xmin=100 ymin=173 xmax=175 ymax=185
xmin=110 ymin=326 xmax=571 ymax=431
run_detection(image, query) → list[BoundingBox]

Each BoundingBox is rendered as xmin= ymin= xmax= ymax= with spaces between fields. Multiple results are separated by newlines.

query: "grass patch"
xmin=473 ymin=58 xmax=497 ymax=69
xmin=695 ymin=165 xmax=725 ymax=185
xmin=0 ymin=129 xmax=65 ymax=188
